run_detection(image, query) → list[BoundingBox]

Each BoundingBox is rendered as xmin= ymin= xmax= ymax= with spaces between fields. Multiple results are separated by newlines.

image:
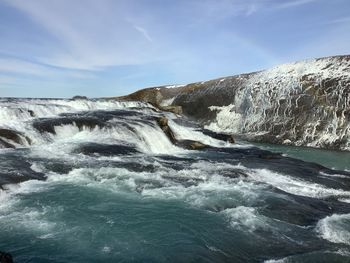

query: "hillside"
xmin=119 ymin=55 xmax=350 ymax=150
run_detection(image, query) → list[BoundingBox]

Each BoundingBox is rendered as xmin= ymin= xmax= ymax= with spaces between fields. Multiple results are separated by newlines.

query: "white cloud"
xmin=0 ymin=58 xmax=52 ymax=76
xmin=4 ymin=0 xmax=156 ymax=70
xmin=134 ymin=26 xmax=153 ymax=42
xmin=0 ymin=58 xmax=96 ymax=80
xmin=276 ymin=0 xmax=317 ymax=9
xmin=324 ymin=16 xmax=350 ymax=25
xmin=184 ymin=0 xmax=319 ymax=23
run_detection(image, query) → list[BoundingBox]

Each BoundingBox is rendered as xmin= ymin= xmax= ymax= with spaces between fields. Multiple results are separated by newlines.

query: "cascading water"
xmin=206 ymin=57 xmax=350 ymax=150
xmin=1 ymin=98 xmax=350 ymax=262
xmin=163 ymin=56 xmax=350 ymax=151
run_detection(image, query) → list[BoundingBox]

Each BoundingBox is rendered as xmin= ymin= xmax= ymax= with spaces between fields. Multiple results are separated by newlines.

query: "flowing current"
xmin=1 ymin=98 xmax=350 ymax=262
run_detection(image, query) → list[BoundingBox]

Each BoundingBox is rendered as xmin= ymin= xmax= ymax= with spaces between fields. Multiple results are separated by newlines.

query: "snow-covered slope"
xmin=121 ymin=55 xmax=350 ymax=151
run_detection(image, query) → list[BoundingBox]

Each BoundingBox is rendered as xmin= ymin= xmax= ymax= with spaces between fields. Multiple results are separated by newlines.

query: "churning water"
xmin=0 ymin=98 xmax=350 ymax=262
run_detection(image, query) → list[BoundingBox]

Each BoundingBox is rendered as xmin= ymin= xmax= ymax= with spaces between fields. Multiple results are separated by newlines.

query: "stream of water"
xmin=1 ymin=98 xmax=350 ymax=262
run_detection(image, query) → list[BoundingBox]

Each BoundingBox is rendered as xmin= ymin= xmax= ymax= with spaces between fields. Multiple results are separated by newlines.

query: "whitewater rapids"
xmin=0 ymin=98 xmax=350 ymax=262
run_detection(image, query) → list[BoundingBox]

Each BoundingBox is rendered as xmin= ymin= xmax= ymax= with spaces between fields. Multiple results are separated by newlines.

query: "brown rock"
xmin=156 ymin=116 xmax=168 ymax=127
xmin=0 ymin=128 xmax=31 ymax=147
xmin=159 ymin=105 xmax=183 ymax=115
xmin=189 ymin=141 xmax=207 ymax=150
xmin=155 ymin=116 xmax=176 ymax=144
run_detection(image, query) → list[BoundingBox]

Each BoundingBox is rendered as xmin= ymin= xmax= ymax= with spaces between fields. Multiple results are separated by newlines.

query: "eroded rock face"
xmin=121 ymin=55 xmax=350 ymax=151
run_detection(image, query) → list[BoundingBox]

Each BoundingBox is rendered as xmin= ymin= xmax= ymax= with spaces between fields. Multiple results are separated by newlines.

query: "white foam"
xmin=168 ymin=119 xmax=228 ymax=147
xmin=23 ymin=118 xmax=185 ymax=157
xmin=264 ymin=259 xmax=287 ymax=263
xmin=33 ymin=161 xmax=263 ymax=214
xmin=206 ymin=104 xmax=242 ymax=133
xmin=339 ymin=198 xmax=350 ymax=203
xmin=222 ymin=206 xmax=270 ymax=232
xmin=0 ymin=98 xmax=156 ymax=151
xmin=0 ymin=180 xmax=56 ymax=235
xmin=102 ymin=246 xmax=112 ymax=253
xmin=0 ymin=99 xmax=149 ymax=125
xmin=319 ymin=171 xmax=350 ymax=179
xmin=248 ymin=168 xmax=350 ymax=199
xmin=131 ymin=122 xmax=184 ymax=154
xmin=316 ymin=213 xmax=350 ymax=245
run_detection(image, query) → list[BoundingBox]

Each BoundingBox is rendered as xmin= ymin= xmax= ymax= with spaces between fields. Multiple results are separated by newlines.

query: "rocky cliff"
xmin=119 ymin=55 xmax=350 ymax=151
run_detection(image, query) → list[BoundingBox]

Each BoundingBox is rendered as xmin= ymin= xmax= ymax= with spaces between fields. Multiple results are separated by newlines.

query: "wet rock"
xmin=18 ymin=108 xmax=35 ymax=117
xmin=156 ymin=116 xmax=209 ymax=150
xmin=33 ymin=117 xmax=105 ymax=134
xmin=74 ymin=143 xmax=139 ymax=156
xmin=72 ymin=95 xmax=88 ymax=100
xmin=27 ymin=109 xmax=35 ymax=117
xmin=175 ymin=140 xmax=209 ymax=150
xmin=202 ymin=129 xmax=235 ymax=143
xmin=158 ymin=105 xmax=183 ymax=115
xmin=0 ymin=128 xmax=31 ymax=148
xmin=156 ymin=116 xmax=168 ymax=127
xmin=188 ymin=141 xmax=207 ymax=150
xmin=120 ymin=55 xmax=350 ymax=150
xmin=0 ymin=138 xmax=15 ymax=149
xmin=156 ymin=116 xmax=176 ymax=144
xmin=0 ymin=153 xmax=46 ymax=188
xmin=0 ymin=128 xmax=24 ymax=144
xmin=0 ymin=251 xmax=13 ymax=263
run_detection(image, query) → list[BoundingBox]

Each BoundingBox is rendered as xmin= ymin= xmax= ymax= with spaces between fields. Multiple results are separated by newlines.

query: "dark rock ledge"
xmin=155 ymin=116 xmax=234 ymax=150
xmin=0 ymin=128 xmax=31 ymax=149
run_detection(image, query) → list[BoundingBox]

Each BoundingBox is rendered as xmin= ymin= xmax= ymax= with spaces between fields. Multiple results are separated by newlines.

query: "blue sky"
xmin=0 ymin=0 xmax=349 ymax=98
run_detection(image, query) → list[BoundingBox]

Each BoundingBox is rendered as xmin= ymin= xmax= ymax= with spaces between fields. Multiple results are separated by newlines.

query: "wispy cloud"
xmin=134 ymin=26 xmax=153 ymax=42
xmin=276 ymin=0 xmax=317 ymax=9
xmin=2 ymin=0 xmax=320 ymax=73
xmin=0 ymin=58 xmax=52 ymax=76
xmin=183 ymin=0 xmax=319 ymax=25
xmin=324 ymin=16 xmax=350 ymax=25
xmin=4 ymin=0 xmax=156 ymax=70
xmin=0 ymin=57 xmax=95 ymax=80
xmin=0 ymin=0 xmax=348 ymax=98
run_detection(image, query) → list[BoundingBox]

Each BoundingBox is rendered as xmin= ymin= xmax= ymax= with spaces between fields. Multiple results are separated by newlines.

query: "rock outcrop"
xmin=155 ymin=116 xmax=234 ymax=150
xmin=155 ymin=116 xmax=209 ymax=150
xmin=0 ymin=128 xmax=31 ymax=148
xmin=72 ymin=95 xmax=88 ymax=100
xmin=33 ymin=117 xmax=105 ymax=134
xmin=120 ymin=55 xmax=350 ymax=151
xmin=156 ymin=116 xmax=177 ymax=144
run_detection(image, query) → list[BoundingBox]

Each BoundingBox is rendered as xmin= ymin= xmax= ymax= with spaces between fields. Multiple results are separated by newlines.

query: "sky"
xmin=0 ymin=0 xmax=350 ymax=98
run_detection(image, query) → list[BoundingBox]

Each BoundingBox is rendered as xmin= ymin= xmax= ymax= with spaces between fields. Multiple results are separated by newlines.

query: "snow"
xmin=165 ymin=84 xmax=186 ymax=89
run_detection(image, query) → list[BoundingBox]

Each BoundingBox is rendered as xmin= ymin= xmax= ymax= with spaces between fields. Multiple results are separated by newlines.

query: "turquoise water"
xmin=1 ymin=98 xmax=350 ymax=262
xmin=2 ymin=158 xmax=350 ymax=263
xmin=2 ymin=184 xmax=239 ymax=262
xmin=251 ymin=142 xmax=350 ymax=171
